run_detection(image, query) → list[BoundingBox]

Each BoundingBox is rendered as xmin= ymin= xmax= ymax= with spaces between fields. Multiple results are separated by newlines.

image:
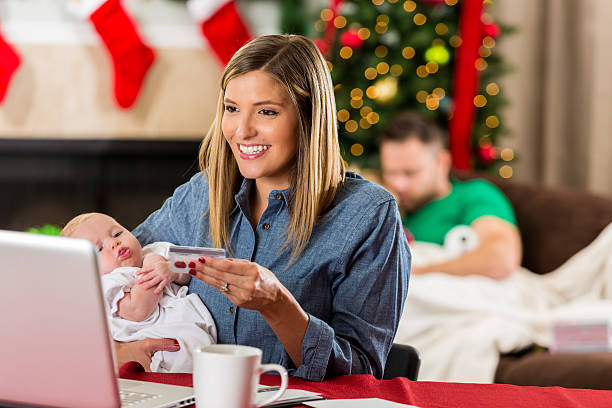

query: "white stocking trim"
xmin=65 ymin=0 xmax=109 ymax=20
xmin=186 ymin=0 xmax=231 ymax=22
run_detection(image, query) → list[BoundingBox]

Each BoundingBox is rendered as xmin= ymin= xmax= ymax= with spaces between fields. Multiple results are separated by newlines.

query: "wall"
xmin=493 ymin=0 xmax=612 ymax=196
xmin=0 ymin=0 xmax=282 ymax=140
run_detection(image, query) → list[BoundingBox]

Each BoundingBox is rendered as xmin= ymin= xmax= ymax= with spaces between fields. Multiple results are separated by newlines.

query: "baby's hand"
xmin=137 ymin=254 xmax=177 ymax=294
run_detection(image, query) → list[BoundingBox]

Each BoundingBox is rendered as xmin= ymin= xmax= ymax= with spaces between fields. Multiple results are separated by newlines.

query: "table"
xmin=119 ymin=362 xmax=612 ymax=408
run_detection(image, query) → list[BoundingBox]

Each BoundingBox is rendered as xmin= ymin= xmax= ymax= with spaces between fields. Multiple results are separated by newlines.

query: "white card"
xmin=169 ymin=245 xmax=226 ymax=274
xmin=304 ymin=398 xmax=420 ymax=408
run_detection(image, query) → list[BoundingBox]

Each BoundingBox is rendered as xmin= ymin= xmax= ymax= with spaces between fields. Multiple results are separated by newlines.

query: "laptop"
xmin=0 ymin=229 xmax=195 ymax=408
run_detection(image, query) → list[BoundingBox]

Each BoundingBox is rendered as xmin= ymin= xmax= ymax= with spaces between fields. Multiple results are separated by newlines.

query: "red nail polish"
xmin=188 ymin=261 xmax=196 ymax=268
xmin=189 ymin=269 xmax=196 ymax=276
xmin=174 ymin=261 xmax=186 ymax=268
xmin=173 ymin=340 xmax=180 ymax=348
xmin=198 ymin=257 xmax=206 ymax=263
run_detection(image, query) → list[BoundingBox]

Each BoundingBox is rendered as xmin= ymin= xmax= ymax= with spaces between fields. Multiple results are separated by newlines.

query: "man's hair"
xmin=61 ymin=212 xmax=113 ymax=237
xmin=378 ymin=111 xmax=448 ymax=149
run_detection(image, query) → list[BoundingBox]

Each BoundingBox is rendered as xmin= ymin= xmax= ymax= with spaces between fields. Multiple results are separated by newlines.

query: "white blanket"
xmin=103 ymin=268 xmax=217 ymax=373
xmin=394 ymin=222 xmax=612 ymax=383
xmin=102 ymin=242 xmax=217 ymax=373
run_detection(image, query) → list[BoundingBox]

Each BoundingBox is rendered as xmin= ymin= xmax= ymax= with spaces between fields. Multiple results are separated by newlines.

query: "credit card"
xmin=169 ymin=245 xmax=226 ymax=274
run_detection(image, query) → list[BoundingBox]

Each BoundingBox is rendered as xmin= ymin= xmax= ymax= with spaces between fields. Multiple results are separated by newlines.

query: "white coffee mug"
xmin=192 ymin=344 xmax=288 ymax=408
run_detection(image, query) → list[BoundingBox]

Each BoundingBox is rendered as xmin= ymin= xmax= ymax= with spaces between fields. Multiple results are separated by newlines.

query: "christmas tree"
xmin=174 ymin=0 xmax=513 ymax=175
xmin=307 ymin=0 xmax=513 ymax=175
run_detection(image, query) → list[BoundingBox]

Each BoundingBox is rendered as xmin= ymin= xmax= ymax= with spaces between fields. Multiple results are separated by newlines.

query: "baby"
xmin=61 ymin=212 xmax=216 ymax=373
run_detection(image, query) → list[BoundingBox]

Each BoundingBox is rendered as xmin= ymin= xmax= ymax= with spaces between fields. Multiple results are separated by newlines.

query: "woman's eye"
xmin=224 ymin=105 xmax=238 ymax=113
xmin=113 ymin=231 xmax=122 ymax=238
xmin=260 ymin=109 xmax=278 ymax=116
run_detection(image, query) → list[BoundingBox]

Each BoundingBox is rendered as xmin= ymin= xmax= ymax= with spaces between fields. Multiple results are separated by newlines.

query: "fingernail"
xmin=188 ymin=261 xmax=196 ymax=268
xmin=198 ymin=257 xmax=206 ymax=263
xmin=189 ymin=269 xmax=196 ymax=276
xmin=174 ymin=261 xmax=186 ymax=268
xmin=173 ymin=340 xmax=180 ymax=348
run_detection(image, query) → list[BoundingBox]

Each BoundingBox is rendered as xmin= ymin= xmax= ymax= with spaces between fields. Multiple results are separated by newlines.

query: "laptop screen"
xmin=0 ymin=230 xmax=121 ymax=408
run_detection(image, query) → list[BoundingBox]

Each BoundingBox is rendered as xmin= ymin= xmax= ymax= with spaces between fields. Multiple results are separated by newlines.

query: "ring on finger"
xmin=220 ymin=282 xmax=229 ymax=292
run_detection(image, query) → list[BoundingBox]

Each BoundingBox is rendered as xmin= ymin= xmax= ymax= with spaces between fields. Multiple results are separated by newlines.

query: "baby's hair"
xmin=61 ymin=212 xmax=116 ymax=237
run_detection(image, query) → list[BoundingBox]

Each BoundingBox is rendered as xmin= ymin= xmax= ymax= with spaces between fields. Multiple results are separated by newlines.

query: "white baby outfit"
xmin=101 ymin=243 xmax=216 ymax=373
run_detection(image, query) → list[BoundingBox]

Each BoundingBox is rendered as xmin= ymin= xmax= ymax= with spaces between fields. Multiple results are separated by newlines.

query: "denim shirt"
xmin=133 ymin=171 xmax=410 ymax=381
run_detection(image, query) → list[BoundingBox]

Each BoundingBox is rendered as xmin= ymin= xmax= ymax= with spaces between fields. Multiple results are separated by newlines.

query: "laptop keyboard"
xmin=120 ymin=390 xmax=161 ymax=406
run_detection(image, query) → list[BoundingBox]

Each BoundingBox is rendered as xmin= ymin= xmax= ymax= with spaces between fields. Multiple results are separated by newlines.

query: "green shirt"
xmin=404 ymin=179 xmax=517 ymax=245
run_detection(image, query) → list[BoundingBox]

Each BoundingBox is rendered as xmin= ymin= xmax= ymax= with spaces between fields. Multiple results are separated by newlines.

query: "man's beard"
xmin=401 ymin=189 xmax=440 ymax=214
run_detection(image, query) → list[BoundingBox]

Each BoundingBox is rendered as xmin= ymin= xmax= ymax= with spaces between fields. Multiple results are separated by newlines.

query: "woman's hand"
xmin=190 ymin=257 xmax=282 ymax=311
xmin=114 ymin=338 xmax=180 ymax=371
xmin=191 ymin=256 xmax=309 ymax=366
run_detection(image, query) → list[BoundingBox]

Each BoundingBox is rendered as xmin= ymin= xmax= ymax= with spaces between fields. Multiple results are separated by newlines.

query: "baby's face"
xmin=70 ymin=214 xmax=143 ymax=274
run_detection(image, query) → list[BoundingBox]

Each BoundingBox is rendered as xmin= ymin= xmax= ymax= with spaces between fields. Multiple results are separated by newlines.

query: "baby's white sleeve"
xmin=100 ymin=267 xmax=139 ymax=317
xmin=142 ymin=241 xmax=173 ymax=258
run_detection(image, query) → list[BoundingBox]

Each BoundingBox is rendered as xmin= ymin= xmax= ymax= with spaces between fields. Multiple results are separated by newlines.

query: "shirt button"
xmin=262 ymin=223 xmax=270 ymax=230
xmin=229 ymin=306 xmax=235 ymax=313
xmin=275 ymin=193 xmax=282 ymax=200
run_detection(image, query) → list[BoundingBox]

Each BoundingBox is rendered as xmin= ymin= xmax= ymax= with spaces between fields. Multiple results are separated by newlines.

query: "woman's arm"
xmin=296 ymin=199 xmax=410 ymax=379
xmin=191 ymin=257 xmax=309 ymax=366
xmin=191 ymin=199 xmax=411 ymax=380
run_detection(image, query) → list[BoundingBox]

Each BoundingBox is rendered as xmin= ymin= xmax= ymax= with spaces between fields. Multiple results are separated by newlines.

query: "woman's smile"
xmin=222 ymin=70 xmax=298 ymax=190
xmin=238 ymin=143 xmax=271 ymax=159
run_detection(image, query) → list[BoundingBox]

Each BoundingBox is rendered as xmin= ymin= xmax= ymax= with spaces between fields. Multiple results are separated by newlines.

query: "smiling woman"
xmin=129 ymin=34 xmax=411 ymax=382
xmin=221 ymin=70 xmax=299 ymax=221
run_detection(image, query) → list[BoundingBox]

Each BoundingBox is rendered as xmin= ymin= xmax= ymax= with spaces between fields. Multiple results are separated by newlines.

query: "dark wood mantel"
xmin=0 ymin=138 xmax=202 ymax=231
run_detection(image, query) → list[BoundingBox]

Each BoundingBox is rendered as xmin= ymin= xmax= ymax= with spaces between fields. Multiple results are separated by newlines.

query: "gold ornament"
xmin=373 ymin=77 xmax=398 ymax=104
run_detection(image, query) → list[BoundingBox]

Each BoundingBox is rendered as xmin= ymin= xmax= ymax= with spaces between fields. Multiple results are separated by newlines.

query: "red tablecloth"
xmin=119 ymin=362 xmax=612 ymax=408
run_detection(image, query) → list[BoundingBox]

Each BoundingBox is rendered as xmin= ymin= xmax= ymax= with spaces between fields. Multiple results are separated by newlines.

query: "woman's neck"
xmin=249 ymin=178 xmax=290 ymax=228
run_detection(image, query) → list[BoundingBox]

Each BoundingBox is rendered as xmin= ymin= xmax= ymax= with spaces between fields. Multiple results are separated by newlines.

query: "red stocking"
xmin=0 ymin=28 xmax=20 ymax=103
xmin=187 ymin=0 xmax=251 ymax=66
xmin=89 ymin=0 xmax=155 ymax=109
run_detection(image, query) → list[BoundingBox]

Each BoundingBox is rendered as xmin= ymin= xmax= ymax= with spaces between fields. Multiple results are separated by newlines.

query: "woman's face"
xmin=222 ymin=70 xmax=299 ymax=191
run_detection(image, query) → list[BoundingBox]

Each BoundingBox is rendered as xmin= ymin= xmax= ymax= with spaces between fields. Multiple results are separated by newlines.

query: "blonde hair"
xmin=199 ymin=34 xmax=346 ymax=261
xmin=61 ymin=212 xmax=114 ymax=237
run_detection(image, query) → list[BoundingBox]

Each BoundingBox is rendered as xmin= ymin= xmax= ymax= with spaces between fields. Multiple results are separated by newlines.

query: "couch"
xmin=460 ymin=173 xmax=612 ymax=389
xmin=474 ymin=174 xmax=612 ymax=275
xmin=384 ymin=173 xmax=612 ymax=386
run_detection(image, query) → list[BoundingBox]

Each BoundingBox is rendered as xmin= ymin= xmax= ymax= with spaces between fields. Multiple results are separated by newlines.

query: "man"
xmin=380 ymin=110 xmax=612 ymax=390
xmin=379 ymin=110 xmax=521 ymax=280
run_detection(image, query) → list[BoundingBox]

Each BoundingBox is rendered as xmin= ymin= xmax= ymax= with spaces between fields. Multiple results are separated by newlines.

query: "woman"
xmin=129 ymin=34 xmax=410 ymax=381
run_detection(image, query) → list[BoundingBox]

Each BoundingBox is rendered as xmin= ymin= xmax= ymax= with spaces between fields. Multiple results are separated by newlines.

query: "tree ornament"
xmin=314 ymin=38 xmax=330 ymax=55
xmin=483 ymin=22 xmax=500 ymax=39
xmin=477 ymin=141 xmax=497 ymax=165
xmin=380 ymin=30 xmax=400 ymax=47
xmin=340 ymin=29 xmax=364 ymax=49
xmin=339 ymin=2 xmax=358 ymax=15
xmin=373 ymin=76 xmax=398 ymax=104
xmin=425 ymin=44 xmax=451 ymax=65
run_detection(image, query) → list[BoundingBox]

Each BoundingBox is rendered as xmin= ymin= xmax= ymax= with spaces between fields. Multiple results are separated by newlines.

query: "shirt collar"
xmin=231 ymin=178 xmax=291 ymax=217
